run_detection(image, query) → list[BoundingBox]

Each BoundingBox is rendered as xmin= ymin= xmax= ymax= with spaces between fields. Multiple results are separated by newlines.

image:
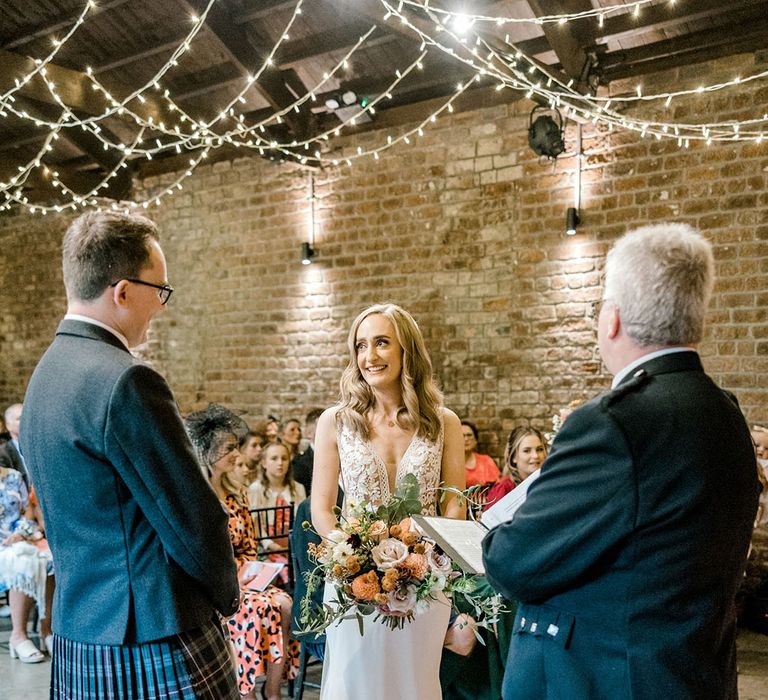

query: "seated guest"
xmin=249 ymin=442 xmax=306 ymax=579
xmin=249 ymin=442 xmax=306 ymax=515
xmin=292 ymin=408 xmax=323 ymax=496
xmin=461 ymin=420 xmax=500 ymax=488
xmin=280 ymin=418 xmax=302 ymax=460
xmin=265 ymin=416 xmax=279 ymax=444
xmin=186 ymin=405 xmax=299 ymax=700
xmin=751 ymin=426 xmax=768 ymax=526
xmin=240 ymin=429 xmax=266 ymax=486
xmin=0 ymin=453 xmax=54 ymax=663
xmin=485 ymin=426 xmax=547 ymax=509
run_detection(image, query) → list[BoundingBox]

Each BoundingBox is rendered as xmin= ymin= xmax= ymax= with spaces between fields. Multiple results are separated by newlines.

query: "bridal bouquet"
xmin=300 ymin=474 xmax=503 ymax=634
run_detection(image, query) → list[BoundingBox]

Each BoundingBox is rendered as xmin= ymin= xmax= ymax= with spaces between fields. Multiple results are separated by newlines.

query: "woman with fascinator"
xmin=186 ymin=404 xmax=300 ymax=700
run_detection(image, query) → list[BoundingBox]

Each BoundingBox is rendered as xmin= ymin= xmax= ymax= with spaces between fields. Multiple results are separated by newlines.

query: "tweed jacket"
xmin=21 ymin=319 xmax=239 ymax=644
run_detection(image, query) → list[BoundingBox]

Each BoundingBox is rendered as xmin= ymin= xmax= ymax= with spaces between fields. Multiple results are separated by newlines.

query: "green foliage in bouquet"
xmin=299 ymin=474 xmax=507 ymax=637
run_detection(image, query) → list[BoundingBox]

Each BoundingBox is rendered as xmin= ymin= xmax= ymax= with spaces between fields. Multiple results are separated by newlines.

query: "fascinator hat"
xmin=185 ymin=403 xmax=249 ymax=471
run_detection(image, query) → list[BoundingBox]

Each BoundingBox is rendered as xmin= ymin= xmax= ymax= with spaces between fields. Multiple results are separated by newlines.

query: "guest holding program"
xmin=483 ymin=223 xmax=760 ymax=700
xmin=21 ymin=211 xmax=240 ymax=699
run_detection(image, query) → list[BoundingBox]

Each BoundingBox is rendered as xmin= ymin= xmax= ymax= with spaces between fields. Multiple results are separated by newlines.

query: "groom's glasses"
xmin=110 ymin=278 xmax=174 ymax=305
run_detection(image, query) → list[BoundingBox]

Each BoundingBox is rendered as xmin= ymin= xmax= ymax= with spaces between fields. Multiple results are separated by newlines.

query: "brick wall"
xmin=1 ymin=52 xmax=767 ymax=460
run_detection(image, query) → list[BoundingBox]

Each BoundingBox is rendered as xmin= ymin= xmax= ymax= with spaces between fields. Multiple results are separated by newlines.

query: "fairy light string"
xmin=2 ymin=0 xmax=767 ymax=214
xmin=381 ymin=0 xmax=768 ymax=143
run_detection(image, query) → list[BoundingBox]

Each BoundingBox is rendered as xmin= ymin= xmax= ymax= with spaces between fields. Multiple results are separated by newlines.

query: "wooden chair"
xmin=248 ymin=503 xmax=295 ymax=590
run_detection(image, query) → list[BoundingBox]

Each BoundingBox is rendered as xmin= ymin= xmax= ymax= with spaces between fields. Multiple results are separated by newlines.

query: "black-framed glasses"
xmin=110 ymin=278 xmax=174 ymax=305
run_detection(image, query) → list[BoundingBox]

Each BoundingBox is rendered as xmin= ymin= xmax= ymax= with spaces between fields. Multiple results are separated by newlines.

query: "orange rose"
xmin=351 ymin=570 xmax=381 ymax=601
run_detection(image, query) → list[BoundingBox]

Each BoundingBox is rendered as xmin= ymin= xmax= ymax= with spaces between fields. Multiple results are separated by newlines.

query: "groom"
xmin=22 ymin=211 xmax=239 ymax=698
xmin=483 ymin=223 xmax=759 ymax=699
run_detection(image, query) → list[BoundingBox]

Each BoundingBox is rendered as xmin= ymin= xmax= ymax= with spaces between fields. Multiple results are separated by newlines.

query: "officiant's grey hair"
xmin=602 ymin=223 xmax=714 ymax=347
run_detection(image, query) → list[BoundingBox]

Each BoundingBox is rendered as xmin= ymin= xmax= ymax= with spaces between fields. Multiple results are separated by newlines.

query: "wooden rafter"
xmin=602 ymin=12 xmax=768 ymax=81
xmin=0 ymin=47 xmax=178 ymax=124
xmin=13 ymin=96 xmax=133 ymax=199
xmin=0 ymin=0 xmax=131 ymax=51
xmin=180 ymin=0 xmax=309 ymax=139
xmin=525 ymin=0 xmax=595 ymax=86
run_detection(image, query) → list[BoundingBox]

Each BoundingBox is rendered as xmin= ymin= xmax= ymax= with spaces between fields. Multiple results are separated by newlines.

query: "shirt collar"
xmin=611 ymin=347 xmax=696 ymax=388
xmin=64 ymin=313 xmax=130 ymax=350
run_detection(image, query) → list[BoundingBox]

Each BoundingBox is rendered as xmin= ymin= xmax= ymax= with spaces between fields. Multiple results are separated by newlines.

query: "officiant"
xmin=482 ymin=223 xmax=759 ymax=700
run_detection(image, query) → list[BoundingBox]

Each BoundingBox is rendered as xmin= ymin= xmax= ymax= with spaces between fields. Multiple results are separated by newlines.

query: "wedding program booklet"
xmin=241 ymin=560 xmax=285 ymax=591
xmin=412 ymin=469 xmax=542 ymax=576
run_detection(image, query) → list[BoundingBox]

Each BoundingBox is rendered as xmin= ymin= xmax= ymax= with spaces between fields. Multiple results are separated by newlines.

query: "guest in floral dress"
xmin=186 ymin=405 xmax=299 ymax=700
xmin=0 ymin=455 xmax=54 ymax=663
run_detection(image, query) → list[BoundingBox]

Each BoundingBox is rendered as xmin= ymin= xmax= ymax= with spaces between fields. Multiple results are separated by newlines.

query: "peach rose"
xmin=351 ymin=570 xmax=381 ymax=601
xmin=372 ymin=537 xmax=409 ymax=570
xmin=368 ymin=520 xmax=389 ymax=543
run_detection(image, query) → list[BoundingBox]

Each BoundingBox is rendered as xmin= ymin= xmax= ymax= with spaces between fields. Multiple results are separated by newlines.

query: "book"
xmin=240 ymin=560 xmax=285 ymax=591
xmin=481 ymin=468 xmax=541 ymax=530
xmin=412 ymin=515 xmax=487 ymax=575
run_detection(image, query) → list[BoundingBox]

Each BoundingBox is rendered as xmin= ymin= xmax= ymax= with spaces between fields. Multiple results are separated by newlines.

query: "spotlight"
xmin=528 ymin=106 xmax=565 ymax=159
xmin=324 ymin=97 xmax=340 ymax=110
xmin=565 ymin=207 xmax=580 ymax=236
xmin=301 ymin=241 xmax=315 ymax=265
xmin=341 ymin=90 xmax=357 ymax=106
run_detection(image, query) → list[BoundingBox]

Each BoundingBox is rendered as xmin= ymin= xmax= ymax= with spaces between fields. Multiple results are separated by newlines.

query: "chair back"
xmin=248 ymin=503 xmax=295 ymax=589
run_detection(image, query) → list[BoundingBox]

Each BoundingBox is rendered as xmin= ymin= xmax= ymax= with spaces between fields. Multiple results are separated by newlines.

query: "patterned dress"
xmin=224 ymin=494 xmax=300 ymax=695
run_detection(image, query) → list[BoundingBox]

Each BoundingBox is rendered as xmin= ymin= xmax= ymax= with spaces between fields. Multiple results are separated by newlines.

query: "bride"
xmin=311 ymin=303 xmax=465 ymax=700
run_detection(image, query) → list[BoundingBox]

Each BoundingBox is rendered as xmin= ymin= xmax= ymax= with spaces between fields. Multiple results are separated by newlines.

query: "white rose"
xmin=371 ymin=537 xmax=409 ymax=570
xmin=384 ymin=584 xmax=418 ymax=614
xmin=427 ymin=545 xmax=453 ymax=576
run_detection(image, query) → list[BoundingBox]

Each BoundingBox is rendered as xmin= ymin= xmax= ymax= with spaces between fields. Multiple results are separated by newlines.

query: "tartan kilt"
xmin=50 ymin=617 xmax=239 ymax=700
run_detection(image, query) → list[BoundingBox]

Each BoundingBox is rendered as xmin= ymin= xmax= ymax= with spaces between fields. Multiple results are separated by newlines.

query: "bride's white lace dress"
xmin=319 ymin=416 xmax=450 ymax=700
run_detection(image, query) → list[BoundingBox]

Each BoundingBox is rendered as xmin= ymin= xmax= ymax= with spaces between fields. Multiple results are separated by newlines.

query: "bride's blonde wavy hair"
xmin=337 ymin=303 xmax=443 ymax=441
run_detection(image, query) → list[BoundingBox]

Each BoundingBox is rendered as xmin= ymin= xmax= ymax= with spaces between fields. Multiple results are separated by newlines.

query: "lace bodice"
xmin=336 ymin=415 xmax=444 ymax=515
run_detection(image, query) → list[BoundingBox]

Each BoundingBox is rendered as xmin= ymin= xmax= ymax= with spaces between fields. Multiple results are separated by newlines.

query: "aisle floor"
xmin=1 ymin=623 xmax=766 ymax=699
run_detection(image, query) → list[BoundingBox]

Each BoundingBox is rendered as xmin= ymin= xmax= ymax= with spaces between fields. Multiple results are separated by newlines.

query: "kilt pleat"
xmin=50 ymin=618 xmax=238 ymax=700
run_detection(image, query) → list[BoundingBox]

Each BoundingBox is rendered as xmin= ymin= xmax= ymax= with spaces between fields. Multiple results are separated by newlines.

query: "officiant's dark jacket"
xmin=483 ymin=351 xmax=759 ymax=700
xmin=21 ymin=319 xmax=239 ymax=644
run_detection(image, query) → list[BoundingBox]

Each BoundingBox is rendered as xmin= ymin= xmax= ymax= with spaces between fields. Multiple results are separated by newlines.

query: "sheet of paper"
xmin=481 ymin=468 xmax=541 ymax=530
xmin=413 ymin=515 xmax=486 ymax=575
xmin=241 ymin=560 xmax=285 ymax=591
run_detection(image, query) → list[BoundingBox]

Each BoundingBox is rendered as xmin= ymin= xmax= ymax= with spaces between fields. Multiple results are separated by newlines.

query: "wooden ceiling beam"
xmin=1 ymin=0 xmax=131 ymax=51
xmin=180 ymin=0 xmax=310 ymax=139
xmin=593 ymin=0 xmax=764 ymax=45
xmin=601 ymin=13 xmax=768 ymax=76
xmin=233 ymin=0 xmax=300 ymax=25
xmin=525 ymin=0 xmax=595 ymax=86
xmin=13 ymin=96 xmax=133 ymax=200
xmin=92 ymin=35 xmax=190 ymax=75
xmin=604 ymin=28 xmax=768 ymax=82
xmin=276 ymin=23 xmax=391 ymax=69
xmin=0 ymin=47 xmax=178 ymax=124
